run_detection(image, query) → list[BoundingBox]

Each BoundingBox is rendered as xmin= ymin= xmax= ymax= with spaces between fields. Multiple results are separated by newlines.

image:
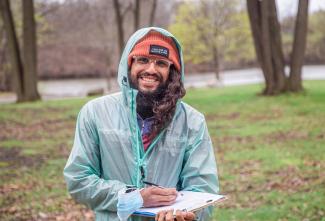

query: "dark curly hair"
xmin=151 ymin=66 xmax=186 ymax=137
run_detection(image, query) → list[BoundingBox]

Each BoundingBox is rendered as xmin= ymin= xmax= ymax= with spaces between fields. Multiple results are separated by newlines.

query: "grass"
xmin=0 ymin=81 xmax=325 ymax=220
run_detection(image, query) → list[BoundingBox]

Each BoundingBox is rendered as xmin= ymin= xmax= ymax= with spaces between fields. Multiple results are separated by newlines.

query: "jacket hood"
xmin=117 ymin=27 xmax=184 ymax=94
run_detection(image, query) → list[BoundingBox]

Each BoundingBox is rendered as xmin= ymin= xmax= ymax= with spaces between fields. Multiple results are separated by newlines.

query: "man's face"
xmin=129 ymin=56 xmax=171 ymax=94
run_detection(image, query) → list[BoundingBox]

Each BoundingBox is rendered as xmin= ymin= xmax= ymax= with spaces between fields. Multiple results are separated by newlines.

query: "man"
xmin=64 ymin=27 xmax=219 ymax=221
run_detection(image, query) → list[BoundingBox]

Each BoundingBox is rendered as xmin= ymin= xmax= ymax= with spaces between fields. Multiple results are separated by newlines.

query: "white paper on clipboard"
xmin=134 ymin=191 xmax=226 ymax=217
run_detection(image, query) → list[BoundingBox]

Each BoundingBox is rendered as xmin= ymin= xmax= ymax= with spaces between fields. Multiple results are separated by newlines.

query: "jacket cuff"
xmin=117 ymin=188 xmax=144 ymax=220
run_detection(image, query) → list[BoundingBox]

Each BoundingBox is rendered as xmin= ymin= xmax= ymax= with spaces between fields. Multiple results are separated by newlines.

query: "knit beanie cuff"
xmin=128 ymin=31 xmax=181 ymax=72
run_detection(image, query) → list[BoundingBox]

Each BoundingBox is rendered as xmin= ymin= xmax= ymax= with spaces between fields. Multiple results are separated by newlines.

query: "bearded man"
xmin=64 ymin=27 xmax=219 ymax=221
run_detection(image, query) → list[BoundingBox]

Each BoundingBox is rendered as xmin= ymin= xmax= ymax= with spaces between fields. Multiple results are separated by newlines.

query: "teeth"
xmin=141 ymin=77 xmax=157 ymax=82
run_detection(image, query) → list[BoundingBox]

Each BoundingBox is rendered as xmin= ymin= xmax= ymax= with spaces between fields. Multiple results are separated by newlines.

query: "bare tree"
xmin=0 ymin=17 xmax=9 ymax=91
xmin=247 ymin=0 xmax=309 ymax=95
xmin=287 ymin=0 xmax=309 ymax=92
xmin=200 ymin=1 xmax=220 ymax=80
xmin=23 ymin=0 xmax=40 ymax=101
xmin=247 ymin=0 xmax=285 ymax=95
xmin=0 ymin=0 xmax=40 ymax=102
xmin=149 ymin=0 xmax=157 ymax=26
xmin=191 ymin=0 xmax=238 ymax=80
xmin=113 ymin=0 xmax=133 ymax=56
xmin=113 ymin=0 xmax=125 ymax=56
xmin=113 ymin=0 xmax=172 ymax=56
xmin=134 ymin=0 xmax=140 ymax=31
xmin=0 ymin=0 xmax=25 ymax=101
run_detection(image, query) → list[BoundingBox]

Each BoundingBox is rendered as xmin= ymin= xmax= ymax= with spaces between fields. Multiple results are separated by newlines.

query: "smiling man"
xmin=64 ymin=27 xmax=219 ymax=221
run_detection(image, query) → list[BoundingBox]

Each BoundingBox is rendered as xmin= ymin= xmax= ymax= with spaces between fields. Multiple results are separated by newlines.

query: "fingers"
xmin=165 ymin=210 xmax=174 ymax=221
xmin=151 ymin=187 xmax=177 ymax=196
xmin=154 ymin=194 xmax=177 ymax=205
xmin=156 ymin=210 xmax=175 ymax=221
xmin=149 ymin=199 xmax=176 ymax=207
xmin=141 ymin=187 xmax=178 ymax=207
xmin=175 ymin=210 xmax=185 ymax=221
xmin=175 ymin=210 xmax=196 ymax=221
xmin=155 ymin=210 xmax=195 ymax=221
xmin=184 ymin=211 xmax=196 ymax=220
xmin=156 ymin=210 xmax=167 ymax=221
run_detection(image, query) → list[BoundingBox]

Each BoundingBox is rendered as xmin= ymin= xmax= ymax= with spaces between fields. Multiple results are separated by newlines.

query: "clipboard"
xmin=133 ymin=191 xmax=227 ymax=218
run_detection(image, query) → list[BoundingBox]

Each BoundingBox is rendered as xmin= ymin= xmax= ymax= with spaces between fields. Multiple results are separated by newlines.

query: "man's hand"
xmin=140 ymin=187 xmax=178 ymax=207
xmin=155 ymin=210 xmax=196 ymax=221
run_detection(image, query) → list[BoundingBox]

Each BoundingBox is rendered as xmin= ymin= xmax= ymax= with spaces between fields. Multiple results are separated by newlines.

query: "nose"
xmin=145 ymin=61 xmax=157 ymax=74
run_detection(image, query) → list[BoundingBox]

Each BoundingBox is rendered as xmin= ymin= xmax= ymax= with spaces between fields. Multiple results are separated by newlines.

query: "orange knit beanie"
xmin=128 ymin=31 xmax=181 ymax=72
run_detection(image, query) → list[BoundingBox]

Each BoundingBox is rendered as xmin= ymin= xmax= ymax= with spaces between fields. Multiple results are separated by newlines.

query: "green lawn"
xmin=1 ymin=81 xmax=325 ymax=220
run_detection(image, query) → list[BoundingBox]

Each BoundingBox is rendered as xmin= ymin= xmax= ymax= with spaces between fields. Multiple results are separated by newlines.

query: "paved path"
xmin=1 ymin=65 xmax=324 ymax=104
xmin=186 ymin=65 xmax=325 ymax=87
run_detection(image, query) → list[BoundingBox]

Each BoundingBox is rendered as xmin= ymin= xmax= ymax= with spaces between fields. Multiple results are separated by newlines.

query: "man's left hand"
xmin=155 ymin=209 xmax=196 ymax=221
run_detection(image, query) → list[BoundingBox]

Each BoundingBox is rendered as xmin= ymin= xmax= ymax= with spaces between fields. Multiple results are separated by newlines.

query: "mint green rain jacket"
xmin=63 ymin=27 xmax=219 ymax=221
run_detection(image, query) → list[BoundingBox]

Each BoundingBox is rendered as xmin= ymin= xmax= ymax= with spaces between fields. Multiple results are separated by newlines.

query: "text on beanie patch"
xmin=149 ymin=45 xmax=169 ymax=58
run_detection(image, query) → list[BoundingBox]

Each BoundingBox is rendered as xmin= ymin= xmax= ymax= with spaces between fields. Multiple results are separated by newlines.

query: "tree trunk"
xmin=0 ymin=24 xmax=11 ymax=91
xmin=247 ymin=0 xmax=286 ymax=95
xmin=113 ymin=0 xmax=124 ymax=56
xmin=260 ymin=0 xmax=275 ymax=95
xmin=197 ymin=2 xmax=220 ymax=81
xmin=268 ymin=0 xmax=286 ymax=92
xmin=149 ymin=0 xmax=157 ymax=26
xmin=212 ymin=45 xmax=219 ymax=80
xmin=247 ymin=0 xmax=273 ymax=94
xmin=0 ymin=0 xmax=25 ymax=102
xmin=247 ymin=0 xmax=263 ymax=67
xmin=23 ymin=0 xmax=40 ymax=101
xmin=134 ymin=0 xmax=140 ymax=31
xmin=287 ymin=0 xmax=309 ymax=92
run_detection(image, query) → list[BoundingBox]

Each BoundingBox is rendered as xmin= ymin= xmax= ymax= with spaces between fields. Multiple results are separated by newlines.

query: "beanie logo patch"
xmin=149 ymin=45 xmax=169 ymax=58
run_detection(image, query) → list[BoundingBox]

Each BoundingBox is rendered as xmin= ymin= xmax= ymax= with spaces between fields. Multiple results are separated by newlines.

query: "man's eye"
xmin=137 ymin=57 xmax=149 ymax=64
xmin=156 ymin=60 xmax=169 ymax=68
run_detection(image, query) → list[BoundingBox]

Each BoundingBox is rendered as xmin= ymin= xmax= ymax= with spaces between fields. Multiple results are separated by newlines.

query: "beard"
xmin=129 ymin=71 xmax=168 ymax=119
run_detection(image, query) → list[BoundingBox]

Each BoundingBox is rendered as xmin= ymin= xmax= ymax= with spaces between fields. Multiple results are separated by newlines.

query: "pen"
xmin=143 ymin=181 xmax=184 ymax=196
xmin=143 ymin=181 xmax=165 ymax=188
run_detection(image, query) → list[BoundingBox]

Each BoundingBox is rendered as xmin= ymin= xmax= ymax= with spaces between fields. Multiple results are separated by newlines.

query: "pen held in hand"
xmin=143 ymin=181 xmax=165 ymax=189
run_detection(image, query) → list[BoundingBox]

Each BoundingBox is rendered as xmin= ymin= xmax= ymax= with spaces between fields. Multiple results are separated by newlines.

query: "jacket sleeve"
xmin=63 ymin=103 xmax=126 ymax=212
xmin=179 ymin=117 xmax=219 ymax=194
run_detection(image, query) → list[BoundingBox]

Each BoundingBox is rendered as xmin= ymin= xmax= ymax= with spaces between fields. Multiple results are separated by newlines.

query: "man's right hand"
xmin=140 ymin=186 xmax=178 ymax=207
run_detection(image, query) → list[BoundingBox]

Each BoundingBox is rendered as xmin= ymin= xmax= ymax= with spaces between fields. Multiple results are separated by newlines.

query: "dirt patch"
xmin=0 ymin=198 xmax=94 ymax=221
xmin=219 ymin=160 xmax=264 ymax=209
xmin=261 ymin=165 xmax=325 ymax=195
xmin=38 ymin=201 xmax=94 ymax=221
xmin=0 ymin=118 xmax=75 ymax=141
xmin=0 ymin=148 xmax=43 ymax=169
xmin=248 ymin=108 xmax=283 ymax=122
xmin=316 ymin=133 xmax=325 ymax=140
xmin=0 ymin=182 xmax=37 ymax=197
xmin=262 ymin=166 xmax=306 ymax=192
xmin=223 ymin=160 xmax=262 ymax=192
xmin=265 ymin=130 xmax=309 ymax=143
xmin=0 ymin=106 xmax=74 ymax=141
xmin=214 ymin=135 xmax=255 ymax=145
xmin=0 ymin=147 xmax=44 ymax=182
xmin=220 ymin=163 xmax=325 ymax=209
xmin=206 ymin=112 xmax=241 ymax=121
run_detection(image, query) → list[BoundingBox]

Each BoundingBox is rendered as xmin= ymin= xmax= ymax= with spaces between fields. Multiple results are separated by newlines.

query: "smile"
xmin=138 ymin=73 xmax=161 ymax=83
xmin=140 ymin=76 xmax=159 ymax=82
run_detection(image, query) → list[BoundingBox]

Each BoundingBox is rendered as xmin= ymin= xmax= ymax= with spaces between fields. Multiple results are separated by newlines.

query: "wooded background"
xmin=0 ymin=0 xmax=324 ymax=100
